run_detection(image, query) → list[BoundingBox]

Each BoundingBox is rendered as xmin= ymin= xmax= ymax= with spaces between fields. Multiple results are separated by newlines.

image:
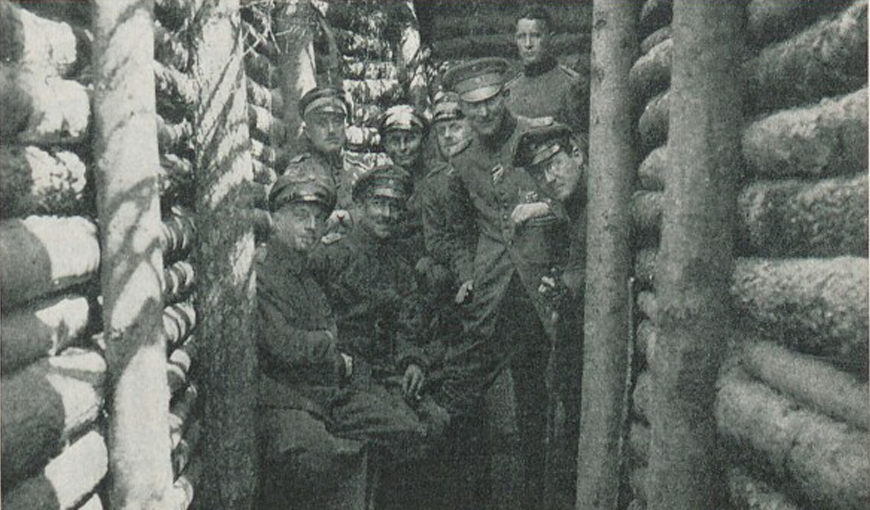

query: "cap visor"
xmin=459 ymin=85 xmax=502 ymax=104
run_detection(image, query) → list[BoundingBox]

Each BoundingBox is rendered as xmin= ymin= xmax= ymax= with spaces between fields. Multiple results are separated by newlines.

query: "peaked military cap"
xmin=379 ymin=104 xmax=428 ymax=135
xmin=269 ymin=156 xmax=337 ymax=212
xmin=514 ymin=122 xmax=574 ymax=169
xmin=442 ymin=57 xmax=512 ymax=103
xmin=352 ymin=164 xmax=412 ymax=203
xmin=299 ymin=86 xmax=350 ymax=118
xmin=432 ymin=91 xmax=464 ymax=123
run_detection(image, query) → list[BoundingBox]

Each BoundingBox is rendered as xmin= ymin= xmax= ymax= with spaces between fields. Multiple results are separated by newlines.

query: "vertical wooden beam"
xmin=647 ymin=1 xmax=744 ymax=509
xmin=574 ymin=1 xmax=638 ymax=509
xmin=275 ymin=0 xmax=318 ymax=153
xmin=93 ymin=0 xmax=173 ymax=507
xmin=191 ymin=0 xmax=258 ymax=508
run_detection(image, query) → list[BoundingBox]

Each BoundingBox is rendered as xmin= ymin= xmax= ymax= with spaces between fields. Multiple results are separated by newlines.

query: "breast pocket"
xmin=513 ymin=215 xmax=570 ymax=266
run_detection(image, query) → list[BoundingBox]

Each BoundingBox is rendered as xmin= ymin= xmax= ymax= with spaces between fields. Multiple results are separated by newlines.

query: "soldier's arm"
xmin=256 ymin=272 xmax=344 ymax=377
xmin=422 ymin=168 xmax=476 ymax=284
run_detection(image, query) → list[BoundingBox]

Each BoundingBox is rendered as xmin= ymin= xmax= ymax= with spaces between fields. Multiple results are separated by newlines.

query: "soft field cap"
xmin=442 ymin=58 xmax=511 ymax=103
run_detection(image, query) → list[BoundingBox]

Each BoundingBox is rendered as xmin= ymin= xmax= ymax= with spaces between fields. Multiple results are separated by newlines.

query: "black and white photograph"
xmin=0 ymin=0 xmax=867 ymax=509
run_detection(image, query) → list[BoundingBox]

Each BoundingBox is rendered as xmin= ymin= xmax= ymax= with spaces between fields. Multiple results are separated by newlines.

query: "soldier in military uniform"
xmin=440 ymin=57 xmax=573 ymax=510
xmin=506 ymin=5 xmax=589 ymax=133
xmin=514 ymin=122 xmax=589 ymax=509
xmin=257 ymin=161 xmax=445 ymax=510
xmin=293 ymin=86 xmax=356 ymax=233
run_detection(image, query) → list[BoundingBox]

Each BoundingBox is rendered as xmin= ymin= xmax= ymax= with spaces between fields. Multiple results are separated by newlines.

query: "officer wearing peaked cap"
xmin=269 ymin=158 xmax=337 ymax=213
xmin=439 ymin=56 xmax=571 ymax=510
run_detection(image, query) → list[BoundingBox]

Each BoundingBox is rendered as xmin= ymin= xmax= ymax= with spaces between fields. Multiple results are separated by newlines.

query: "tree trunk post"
xmin=92 ymin=0 xmax=173 ymax=507
xmin=647 ymin=1 xmax=744 ymax=509
xmin=574 ymin=1 xmax=638 ymax=509
xmin=275 ymin=0 xmax=318 ymax=153
xmin=191 ymin=0 xmax=258 ymax=508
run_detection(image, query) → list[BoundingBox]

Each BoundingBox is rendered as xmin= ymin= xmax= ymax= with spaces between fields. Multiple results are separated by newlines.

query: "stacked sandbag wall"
xmin=626 ymin=1 xmax=869 ymax=509
xmin=1 ymin=1 xmax=203 ymax=507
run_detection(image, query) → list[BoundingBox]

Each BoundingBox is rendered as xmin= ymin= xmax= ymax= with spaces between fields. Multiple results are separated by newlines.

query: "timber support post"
xmin=275 ymin=0 xmax=318 ymax=152
xmin=93 ymin=0 xmax=173 ymax=507
xmin=575 ymin=1 xmax=638 ymax=509
xmin=192 ymin=0 xmax=258 ymax=508
xmin=647 ymin=1 xmax=744 ymax=509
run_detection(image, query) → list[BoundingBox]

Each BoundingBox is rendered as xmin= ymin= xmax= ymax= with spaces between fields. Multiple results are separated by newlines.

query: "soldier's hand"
xmin=455 ymin=279 xmax=474 ymax=304
xmin=510 ymin=201 xmax=551 ymax=226
xmin=403 ymin=364 xmax=425 ymax=399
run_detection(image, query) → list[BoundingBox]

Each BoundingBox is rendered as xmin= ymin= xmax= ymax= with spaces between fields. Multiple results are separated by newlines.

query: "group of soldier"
xmin=256 ymin=6 xmax=589 ymax=510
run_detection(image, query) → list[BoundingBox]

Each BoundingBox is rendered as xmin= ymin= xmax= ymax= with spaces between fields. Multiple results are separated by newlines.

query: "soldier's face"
xmin=540 ymin=150 xmax=585 ymax=201
xmin=273 ymin=202 xmax=329 ymax=253
xmin=435 ymin=118 xmax=473 ymax=157
xmin=461 ymin=91 xmax=508 ymax=137
xmin=516 ymin=18 xmax=550 ymax=67
xmin=360 ymin=195 xmax=404 ymax=239
xmin=304 ymin=111 xmax=346 ymax=155
xmin=383 ymin=129 xmax=424 ymax=169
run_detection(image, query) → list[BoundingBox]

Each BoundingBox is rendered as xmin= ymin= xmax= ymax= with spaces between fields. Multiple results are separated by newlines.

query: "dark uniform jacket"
xmin=311 ymin=224 xmax=441 ymax=381
xmin=292 ymin=137 xmax=354 ymax=210
xmin=506 ymin=57 xmax=588 ymax=134
xmin=449 ymin=114 xmax=570 ymax=340
xmin=256 ymin=238 xmax=344 ymax=418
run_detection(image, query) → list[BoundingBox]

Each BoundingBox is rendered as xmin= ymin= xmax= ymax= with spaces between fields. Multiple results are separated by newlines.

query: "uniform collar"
xmin=267 ymin=236 xmax=309 ymax=275
xmin=480 ymin=113 xmax=518 ymax=151
xmin=523 ymin=56 xmax=557 ymax=78
xmin=302 ymin=136 xmax=343 ymax=170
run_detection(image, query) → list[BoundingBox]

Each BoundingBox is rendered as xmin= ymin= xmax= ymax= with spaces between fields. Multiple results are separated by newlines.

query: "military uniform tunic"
xmin=505 ymin=58 xmax=588 ymax=134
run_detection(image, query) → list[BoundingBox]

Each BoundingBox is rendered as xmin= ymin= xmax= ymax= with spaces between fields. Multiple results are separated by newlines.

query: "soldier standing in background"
xmin=440 ymin=57 xmax=571 ymax=510
xmin=506 ymin=5 xmax=589 ymax=134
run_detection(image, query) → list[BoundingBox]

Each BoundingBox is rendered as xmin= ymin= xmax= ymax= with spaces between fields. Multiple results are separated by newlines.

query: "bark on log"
xmin=737 ymin=172 xmax=868 ymax=257
xmin=252 ymin=158 xmax=278 ymax=185
xmin=638 ymin=89 xmax=669 ymax=149
xmin=636 ymin=320 xmax=657 ymax=366
xmin=748 ymin=0 xmax=853 ymax=47
xmin=154 ymin=0 xmax=192 ymax=31
xmin=163 ymin=260 xmax=195 ymax=304
xmin=630 ymin=422 xmax=651 ymax=466
xmin=637 ymin=291 xmax=658 ymax=322
xmin=629 ymin=466 xmax=649 ymax=504
xmin=431 ymin=33 xmax=588 ymax=61
xmin=168 ymin=459 xmax=200 ymax=510
xmin=633 ymin=248 xmax=657 ymax=288
xmin=0 ymin=66 xmax=90 ymax=144
xmin=352 ymin=103 xmax=386 ymax=128
xmin=251 ymin=138 xmax=277 ymax=167
xmin=745 ymin=0 xmax=867 ymax=114
xmin=1 ymin=294 xmax=92 ymax=374
xmin=246 ymin=78 xmax=272 ymax=109
xmin=161 ymin=206 xmax=197 ymax=262
xmin=345 ymin=60 xmax=399 ymax=81
xmin=0 ymin=216 xmax=100 ymax=308
xmin=343 ymin=78 xmax=403 ymax=106
xmin=159 ymin=153 xmax=195 ymax=204
xmin=731 ymin=257 xmax=868 ymax=362
xmin=275 ymin=0 xmax=317 ymax=153
xmin=0 ymin=428 xmax=108 ymax=510
xmin=93 ymin=2 xmax=173 ymax=506
xmin=648 ymin=2 xmax=743 ymax=507
xmin=172 ymin=422 xmax=201 ymax=480
xmin=155 ymin=61 xmax=196 ymax=122
xmin=0 ymin=2 xmax=88 ymax=78
xmin=637 ymin=146 xmax=666 ymax=191
xmin=77 ymin=494 xmax=104 ymax=510
xmin=154 ymin=21 xmax=190 ymax=73
xmin=244 ymin=48 xmax=274 ymax=87
xmin=631 ymin=190 xmax=663 ymax=235
xmin=630 ymin=38 xmax=671 ymax=103
xmin=743 ymin=339 xmax=869 ymax=430
xmin=248 ymin=103 xmax=284 ymax=144
xmin=716 ymin=368 xmax=870 ymax=510
xmin=574 ymin=2 xmax=638 ymax=507
xmin=157 ymin=116 xmax=193 ymax=157
xmin=169 ymin=384 xmax=198 ymax=449
xmin=334 ymin=27 xmax=393 ymax=59
xmin=345 ymin=125 xmax=381 ymax=151
xmin=726 ymin=464 xmax=804 ymax=510
xmin=168 ymin=335 xmax=198 ymax=396
xmin=742 ymin=87 xmax=868 ymax=180
xmin=641 ymin=27 xmax=670 ymax=54
xmin=0 ymin=348 xmax=105 ymax=486
xmin=632 ymin=370 xmax=651 ymax=422
xmin=192 ymin=1 xmax=258 ymax=506
xmin=0 ymin=145 xmax=88 ymax=218
xmin=163 ymin=300 xmax=197 ymax=350
xmin=639 ymin=0 xmax=672 ymax=36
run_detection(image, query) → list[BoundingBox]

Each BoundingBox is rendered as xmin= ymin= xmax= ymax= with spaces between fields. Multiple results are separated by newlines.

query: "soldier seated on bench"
xmin=256 ymin=159 xmax=446 ymax=510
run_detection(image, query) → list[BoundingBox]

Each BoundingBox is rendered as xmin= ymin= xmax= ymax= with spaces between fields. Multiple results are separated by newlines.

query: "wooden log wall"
xmin=627 ymin=1 xmax=868 ymax=509
xmin=0 ymin=1 xmax=204 ymax=507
